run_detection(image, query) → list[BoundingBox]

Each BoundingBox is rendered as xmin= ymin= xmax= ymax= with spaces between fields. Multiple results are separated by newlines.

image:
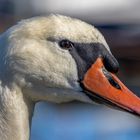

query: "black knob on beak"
xmin=103 ymin=54 xmax=119 ymax=73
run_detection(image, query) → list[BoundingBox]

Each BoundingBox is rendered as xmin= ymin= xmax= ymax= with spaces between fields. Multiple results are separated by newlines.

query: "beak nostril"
xmin=102 ymin=68 xmax=121 ymax=90
xmin=108 ymin=77 xmax=121 ymax=90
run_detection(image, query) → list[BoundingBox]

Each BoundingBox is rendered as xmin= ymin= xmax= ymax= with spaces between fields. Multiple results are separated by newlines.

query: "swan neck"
xmin=0 ymin=85 xmax=34 ymax=140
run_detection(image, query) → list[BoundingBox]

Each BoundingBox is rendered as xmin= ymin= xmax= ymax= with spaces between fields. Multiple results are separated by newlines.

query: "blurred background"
xmin=0 ymin=0 xmax=140 ymax=140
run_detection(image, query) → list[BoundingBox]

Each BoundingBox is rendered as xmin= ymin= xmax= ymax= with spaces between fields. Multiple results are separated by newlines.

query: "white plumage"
xmin=0 ymin=15 xmax=112 ymax=140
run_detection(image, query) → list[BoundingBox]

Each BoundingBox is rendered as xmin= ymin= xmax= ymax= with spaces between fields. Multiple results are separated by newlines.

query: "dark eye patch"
xmin=56 ymin=40 xmax=120 ymax=83
xmin=68 ymin=42 xmax=119 ymax=81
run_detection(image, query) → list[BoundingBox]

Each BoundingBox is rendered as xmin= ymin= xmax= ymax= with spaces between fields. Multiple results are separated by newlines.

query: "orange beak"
xmin=83 ymin=58 xmax=140 ymax=116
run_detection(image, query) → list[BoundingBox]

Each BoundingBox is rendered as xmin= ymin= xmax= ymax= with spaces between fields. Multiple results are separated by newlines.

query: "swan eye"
xmin=59 ymin=40 xmax=74 ymax=50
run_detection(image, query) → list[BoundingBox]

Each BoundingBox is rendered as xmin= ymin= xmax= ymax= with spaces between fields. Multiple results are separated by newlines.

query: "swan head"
xmin=1 ymin=15 xmax=140 ymax=116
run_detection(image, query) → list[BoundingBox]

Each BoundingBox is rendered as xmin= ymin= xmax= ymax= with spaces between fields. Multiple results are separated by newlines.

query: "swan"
xmin=0 ymin=15 xmax=140 ymax=140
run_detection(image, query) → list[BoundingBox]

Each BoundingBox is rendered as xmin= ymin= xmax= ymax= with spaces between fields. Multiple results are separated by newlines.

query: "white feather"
xmin=0 ymin=15 xmax=110 ymax=140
